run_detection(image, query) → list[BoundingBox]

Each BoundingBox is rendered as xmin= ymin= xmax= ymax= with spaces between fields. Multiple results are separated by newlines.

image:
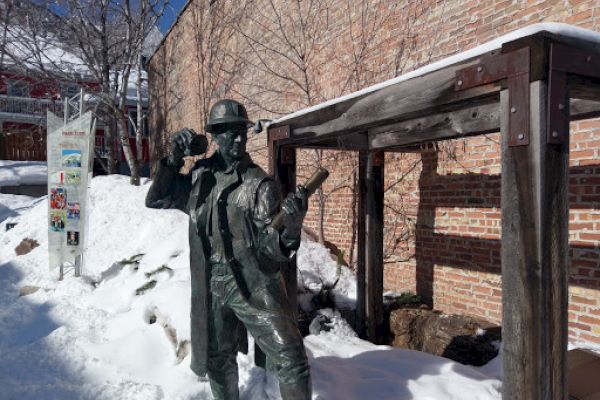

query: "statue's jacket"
xmin=145 ymin=152 xmax=298 ymax=377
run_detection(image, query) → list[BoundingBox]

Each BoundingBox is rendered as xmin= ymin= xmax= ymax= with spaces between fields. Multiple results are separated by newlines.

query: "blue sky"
xmin=45 ymin=0 xmax=185 ymax=35
xmin=158 ymin=0 xmax=188 ymax=33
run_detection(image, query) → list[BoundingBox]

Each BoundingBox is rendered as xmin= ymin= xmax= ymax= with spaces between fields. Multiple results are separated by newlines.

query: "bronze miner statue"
xmin=146 ymin=99 xmax=312 ymax=400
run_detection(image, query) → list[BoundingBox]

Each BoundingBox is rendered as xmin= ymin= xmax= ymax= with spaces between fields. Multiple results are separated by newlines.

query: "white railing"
xmin=0 ymin=94 xmax=64 ymax=117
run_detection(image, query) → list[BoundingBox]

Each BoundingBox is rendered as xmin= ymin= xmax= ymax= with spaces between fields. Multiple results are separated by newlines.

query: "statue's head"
xmin=206 ymin=99 xmax=254 ymax=162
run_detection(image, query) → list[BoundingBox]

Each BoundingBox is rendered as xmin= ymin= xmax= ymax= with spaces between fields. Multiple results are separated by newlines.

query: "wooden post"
xmin=365 ymin=150 xmax=385 ymax=344
xmin=501 ymin=81 xmax=569 ymax=400
xmin=356 ymin=151 xmax=367 ymax=338
xmin=273 ymin=144 xmax=298 ymax=312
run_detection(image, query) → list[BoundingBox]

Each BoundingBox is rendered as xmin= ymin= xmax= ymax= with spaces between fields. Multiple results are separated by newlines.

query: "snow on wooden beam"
xmin=268 ymin=29 xmax=600 ymax=152
xmin=274 ymin=57 xmax=500 ymax=144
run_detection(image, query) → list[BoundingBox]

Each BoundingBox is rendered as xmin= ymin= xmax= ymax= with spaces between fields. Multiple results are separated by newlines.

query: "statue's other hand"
xmin=281 ymin=186 xmax=308 ymax=238
xmin=167 ymin=128 xmax=195 ymax=167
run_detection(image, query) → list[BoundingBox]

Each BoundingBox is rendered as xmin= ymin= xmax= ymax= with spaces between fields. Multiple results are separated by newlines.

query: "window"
xmin=61 ymin=83 xmax=80 ymax=99
xmin=7 ymin=80 xmax=30 ymax=97
xmin=128 ymin=110 xmax=148 ymax=137
xmin=141 ymin=56 xmax=149 ymax=71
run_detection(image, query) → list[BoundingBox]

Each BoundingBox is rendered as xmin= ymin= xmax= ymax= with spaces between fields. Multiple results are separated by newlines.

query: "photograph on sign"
xmin=67 ymin=231 xmax=79 ymax=246
xmin=65 ymin=170 xmax=81 ymax=185
xmin=62 ymin=149 xmax=82 ymax=168
xmin=50 ymin=187 xmax=67 ymax=209
xmin=67 ymin=202 xmax=80 ymax=220
xmin=50 ymin=211 xmax=66 ymax=232
xmin=50 ymin=171 xmax=65 ymax=185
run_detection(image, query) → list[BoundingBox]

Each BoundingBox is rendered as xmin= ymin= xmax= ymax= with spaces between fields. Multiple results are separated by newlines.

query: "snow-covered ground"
xmin=0 ymin=160 xmax=48 ymax=224
xmin=0 ymin=175 xmax=503 ymax=399
xmin=0 ymin=160 xmax=47 ymax=187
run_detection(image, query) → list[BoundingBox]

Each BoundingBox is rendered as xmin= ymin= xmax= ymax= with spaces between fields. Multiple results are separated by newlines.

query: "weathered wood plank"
xmin=276 ymin=147 xmax=298 ymax=314
xmin=369 ymin=102 xmax=500 ymax=150
xmin=569 ymin=78 xmax=600 ymax=120
xmin=268 ymin=51 xmax=500 ymax=141
xmin=365 ymin=96 xmax=599 ymax=150
xmin=501 ymin=82 xmax=568 ymax=400
xmin=570 ymin=79 xmax=600 ymax=101
xmin=282 ymin=131 xmax=369 ymax=151
xmin=365 ymin=151 xmax=385 ymax=344
xmin=570 ymin=99 xmax=600 ymax=121
xmin=355 ymin=151 xmax=367 ymax=338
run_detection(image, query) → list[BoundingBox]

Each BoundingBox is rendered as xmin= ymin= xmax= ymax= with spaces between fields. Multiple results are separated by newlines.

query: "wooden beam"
xmin=369 ymin=101 xmax=500 ymax=150
xmin=355 ymin=151 xmax=367 ymax=338
xmin=268 ymin=126 xmax=299 ymax=312
xmin=501 ymin=82 xmax=568 ymax=400
xmin=366 ymin=97 xmax=599 ymax=150
xmin=570 ymin=99 xmax=600 ymax=121
xmin=284 ymin=131 xmax=369 ymax=151
xmin=569 ymin=77 xmax=600 ymax=101
xmin=365 ymin=151 xmax=385 ymax=344
xmin=274 ymin=146 xmax=298 ymax=314
xmin=266 ymin=51 xmax=500 ymax=142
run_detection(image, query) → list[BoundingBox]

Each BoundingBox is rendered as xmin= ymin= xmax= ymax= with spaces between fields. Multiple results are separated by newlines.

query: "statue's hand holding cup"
xmin=167 ymin=128 xmax=196 ymax=167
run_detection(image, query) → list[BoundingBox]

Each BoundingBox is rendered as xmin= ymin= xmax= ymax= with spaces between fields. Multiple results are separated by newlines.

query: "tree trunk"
xmin=135 ymin=23 xmax=144 ymax=176
xmin=105 ymin=115 xmax=117 ymax=174
xmin=118 ymin=118 xmax=139 ymax=185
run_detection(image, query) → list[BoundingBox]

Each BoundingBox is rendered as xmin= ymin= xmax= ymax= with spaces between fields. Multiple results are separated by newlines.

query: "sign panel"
xmin=47 ymin=111 xmax=95 ymax=271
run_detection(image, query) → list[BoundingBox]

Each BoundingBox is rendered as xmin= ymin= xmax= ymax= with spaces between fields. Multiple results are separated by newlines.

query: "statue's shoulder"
xmin=190 ymin=155 xmax=216 ymax=182
xmin=240 ymin=161 xmax=274 ymax=204
xmin=244 ymin=162 xmax=269 ymax=181
xmin=194 ymin=156 xmax=214 ymax=171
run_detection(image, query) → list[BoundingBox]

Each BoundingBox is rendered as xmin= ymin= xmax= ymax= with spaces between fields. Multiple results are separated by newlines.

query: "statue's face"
xmin=212 ymin=123 xmax=248 ymax=161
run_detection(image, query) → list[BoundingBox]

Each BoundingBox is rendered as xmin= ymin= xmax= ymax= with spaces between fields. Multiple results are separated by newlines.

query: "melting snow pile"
xmin=0 ymin=175 xmax=502 ymax=399
xmin=0 ymin=160 xmax=47 ymax=187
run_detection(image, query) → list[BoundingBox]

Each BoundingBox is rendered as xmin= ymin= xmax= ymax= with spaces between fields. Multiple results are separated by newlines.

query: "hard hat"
xmin=205 ymin=99 xmax=254 ymax=133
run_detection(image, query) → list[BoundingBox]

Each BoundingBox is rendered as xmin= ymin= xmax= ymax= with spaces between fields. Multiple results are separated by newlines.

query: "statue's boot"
xmin=279 ymin=378 xmax=312 ymax=400
xmin=209 ymin=372 xmax=239 ymax=400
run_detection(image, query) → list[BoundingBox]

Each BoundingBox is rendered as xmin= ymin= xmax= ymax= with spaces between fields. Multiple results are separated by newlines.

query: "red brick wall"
xmin=149 ymin=0 xmax=600 ymax=345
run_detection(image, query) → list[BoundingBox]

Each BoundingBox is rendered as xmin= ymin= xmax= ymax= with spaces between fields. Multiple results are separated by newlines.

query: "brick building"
xmin=148 ymin=0 xmax=600 ymax=345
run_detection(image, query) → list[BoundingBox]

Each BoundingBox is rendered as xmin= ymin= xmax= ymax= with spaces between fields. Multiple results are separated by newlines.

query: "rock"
xmin=309 ymin=314 xmax=332 ymax=335
xmin=19 ymin=285 xmax=41 ymax=297
xmin=15 ymin=238 xmax=39 ymax=256
xmin=135 ymin=280 xmax=157 ymax=295
xmin=389 ymin=308 xmax=501 ymax=366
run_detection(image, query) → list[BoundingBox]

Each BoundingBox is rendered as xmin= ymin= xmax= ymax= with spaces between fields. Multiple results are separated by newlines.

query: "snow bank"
xmin=0 ymin=160 xmax=47 ymax=187
xmin=297 ymin=240 xmax=357 ymax=311
xmin=0 ymin=175 xmax=503 ymax=399
xmin=0 ymin=193 xmax=41 ymax=224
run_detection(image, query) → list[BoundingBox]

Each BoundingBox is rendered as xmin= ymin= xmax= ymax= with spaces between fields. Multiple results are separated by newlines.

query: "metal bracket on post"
xmin=547 ymin=67 xmax=568 ymax=145
xmin=455 ymin=47 xmax=531 ymax=146
xmin=546 ymin=43 xmax=600 ymax=145
xmin=268 ymin=125 xmax=291 ymax=174
xmin=371 ymin=150 xmax=385 ymax=167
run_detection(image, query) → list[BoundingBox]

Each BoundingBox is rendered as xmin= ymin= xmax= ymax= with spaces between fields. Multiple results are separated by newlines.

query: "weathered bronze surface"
xmin=146 ymin=99 xmax=311 ymax=400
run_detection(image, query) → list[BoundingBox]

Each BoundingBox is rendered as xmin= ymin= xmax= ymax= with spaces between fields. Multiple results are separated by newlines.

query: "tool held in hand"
xmin=270 ymin=167 xmax=329 ymax=231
